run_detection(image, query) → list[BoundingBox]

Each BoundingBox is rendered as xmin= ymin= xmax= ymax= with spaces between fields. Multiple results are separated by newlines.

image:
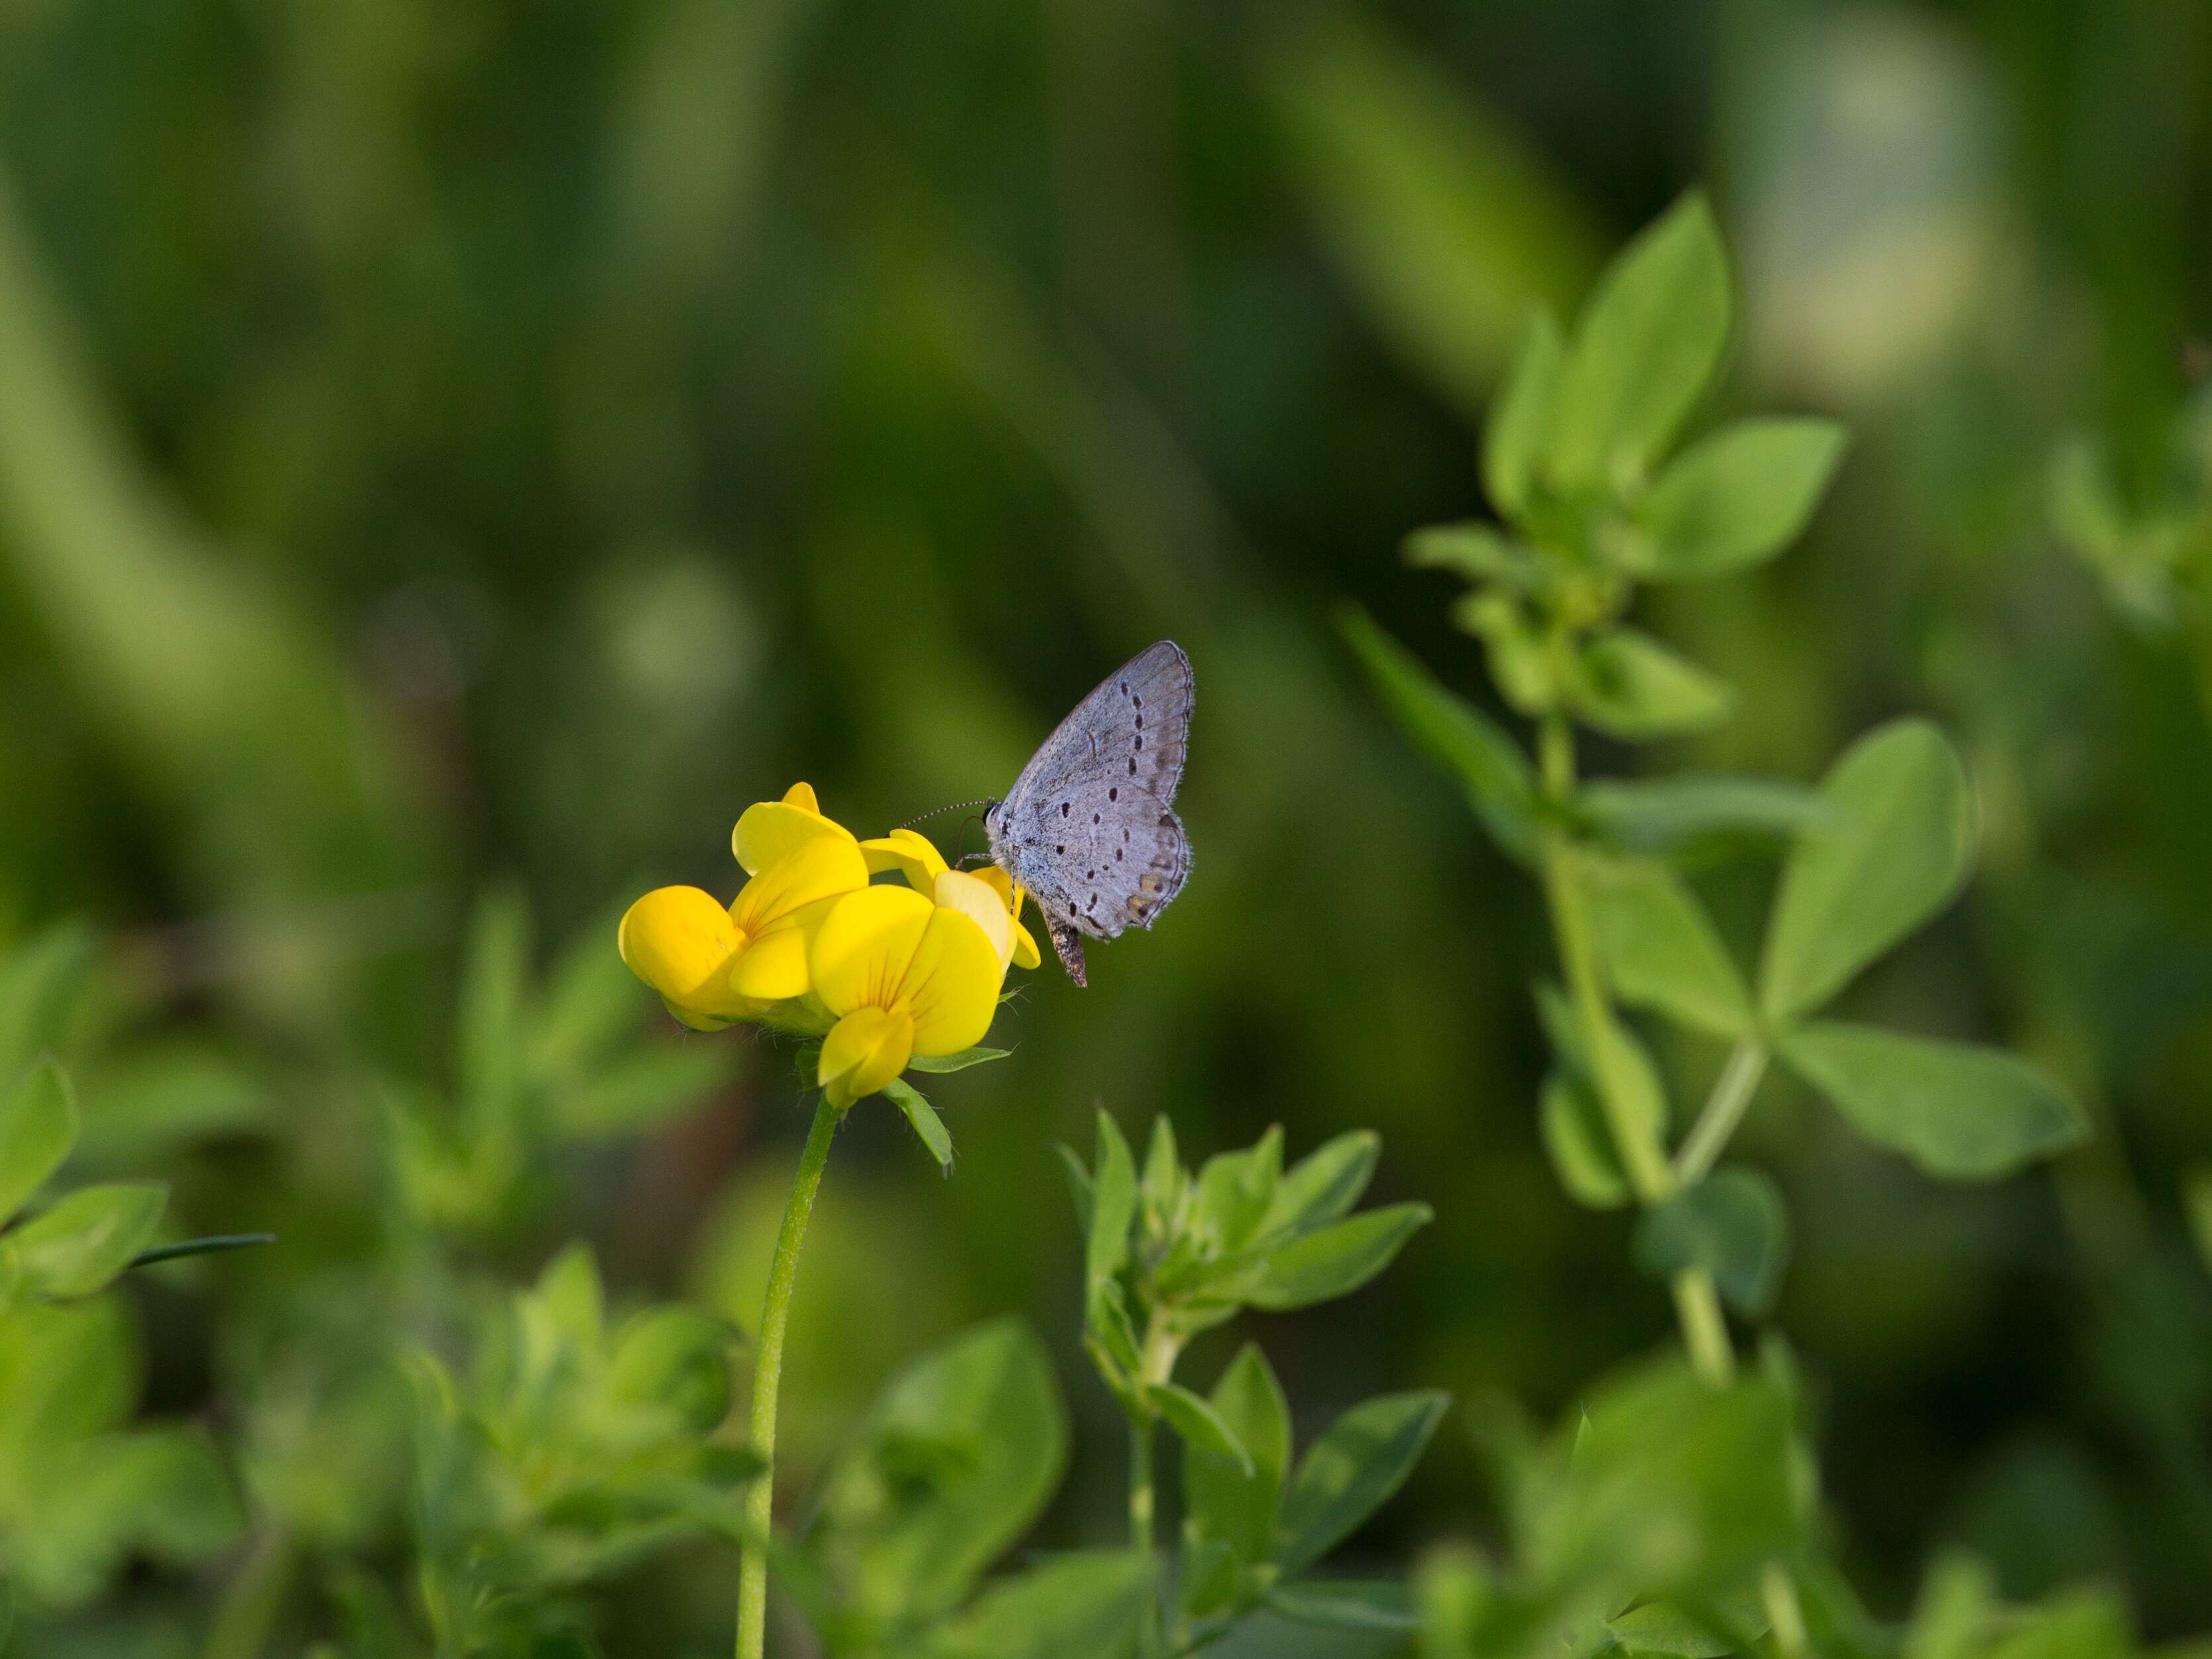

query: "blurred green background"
xmin=4 ymin=0 xmax=2212 ymax=1651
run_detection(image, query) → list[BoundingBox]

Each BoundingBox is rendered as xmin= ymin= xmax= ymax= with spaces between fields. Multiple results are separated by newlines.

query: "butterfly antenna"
xmin=897 ymin=799 xmax=994 ymax=832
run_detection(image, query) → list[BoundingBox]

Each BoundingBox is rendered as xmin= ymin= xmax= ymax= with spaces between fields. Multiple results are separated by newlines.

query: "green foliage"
xmin=0 ymin=1297 xmax=239 ymax=1611
xmin=1061 ymin=1115 xmax=1441 ymax=1655
xmin=407 ymin=1244 xmax=755 ymax=1658
xmin=388 ymin=890 xmax=734 ymax=1234
xmin=1419 ymin=1357 xmax=1803 ymax=1659
xmin=807 ymin=1319 xmax=1066 ymax=1642
xmin=1633 ymin=1169 xmax=1790 ymax=1316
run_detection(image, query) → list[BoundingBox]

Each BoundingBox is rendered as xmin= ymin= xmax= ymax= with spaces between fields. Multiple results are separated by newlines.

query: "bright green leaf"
xmin=0 ymin=1058 xmax=77 ymax=1229
xmin=1088 ymin=1110 xmax=1137 ymax=1287
xmin=1569 ymin=628 xmax=1735 ymax=740
xmin=815 ymin=1319 xmax=1068 ymax=1627
xmin=1246 ymin=1203 xmax=1432 ymax=1310
xmin=883 ymin=1078 xmax=953 ymax=1171
xmin=606 ymin=1308 xmax=734 ymax=1434
xmin=1486 ymin=314 xmax=1568 ymax=516
xmin=1266 ymin=1579 xmax=1420 ymax=1632
xmin=1453 ymin=589 xmax=1556 ymax=715
xmin=1278 ymin=1391 xmax=1449 ymax=1575
xmin=926 ymin=1550 xmax=1147 ymax=1659
xmin=457 ymin=887 xmax=531 ymax=1133
xmin=905 ymin=1045 xmax=1011 ymax=1074
xmin=1550 ymin=192 xmax=1731 ymax=490
xmin=1540 ymin=1068 xmax=1631 ymax=1210
xmin=1759 ymin=720 xmax=1973 ymax=1023
xmin=1610 ymin=1599 xmax=1753 ymax=1657
xmin=1150 ymin=1381 xmax=1253 ymax=1475
xmin=1777 ymin=1022 xmax=2089 ymax=1180
xmin=1340 ymin=606 xmax=1539 ymax=861
xmin=1632 ymin=1169 xmax=1791 ymax=1314
xmin=1578 ymin=773 xmax=1828 ymax=857
xmin=1630 ymin=418 xmax=1848 ymax=579
xmin=1259 ymin=1131 xmax=1381 ymax=1241
xmin=5 ymin=1182 xmax=167 ymax=1301
xmin=1186 ymin=1344 xmax=1291 ymax=1566
xmin=1405 ymin=521 xmax=1541 ymax=589
xmin=1588 ymin=860 xmax=1751 ymax=1038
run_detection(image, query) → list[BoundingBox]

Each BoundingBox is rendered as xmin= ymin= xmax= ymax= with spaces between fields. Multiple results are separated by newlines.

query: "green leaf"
xmin=883 ymin=1078 xmax=953 ymax=1171
xmin=1149 ymin=1382 xmax=1253 ymax=1475
xmin=0 ymin=1058 xmax=78 ymax=1228
xmin=1630 ymin=418 xmax=1848 ymax=579
xmin=1532 ymin=1359 xmax=1799 ymax=1605
xmin=1405 ymin=522 xmax=1542 ymax=589
xmin=5 ymin=1182 xmax=167 ymax=1301
xmin=1540 ymin=1068 xmax=1630 ymax=1209
xmin=1452 ymin=589 xmax=1556 ymax=715
xmin=1759 ymin=720 xmax=1973 ymax=1023
xmin=1568 ymin=629 xmax=1734 ymax=740
xmin=1776 ymin=1022 xmax=2089 ymax=1180
xmin=815 ymin=1319 xmax=1068 ymax=1627
xmin=1610 ymin=1599 xmax=1753 ymax=1657
xmin=1195 ymin=1127 xmax=1282 ymax=1252
xmin=926 ymin=1550 xmax=1147 ymax=1659
xmin=1588 ymin=861 xmax=1751 ymax=1038
xmin=457 ymin=886 xmax=532 ymax=1133
xmin=1266 ymin=1580 xmax=1419 ymax=1632
xmin=1186 ymin=1344 xmax=1291 ymax=1566
xmin=1339 ymin=606 xmax=1539 ymax=860
xmin=606 ymin=1308 xmax=734 ymax=1434
xmin=1087 ymin=1110 xmax=1137 ymax=1287
xmin=1059 ymin=1143 xmax=1094 ymax=1237
xmin=1139 ymin=1115 xmax=1181 ymax=1235
xmin=1540 ymin=985 xmax=1673 ymax=1146
xmin=1259 ymin=1131 xmax=1381 ymax=1241
xmin=1578 ymin=774 xmax=1828 ymax=858
xmin=1633 ymin=1169 xmax=1790 ymax=1315
xmin=1485 ymin=314 xmax=1567 ymax=517
xmin=549 ymin=1045 xmax=726 ymax=1140
xmin=1550 ymin=192 xmax=1731 ymax=490
xmin=905 ymin=1045 xmax=1012 ymax=1074
xmin=1278 ymin=1392 xmax=1448 ymax=1575
xmin=0 ymin=924 xmax=98 ymax=1089
xmin=1263 ymin=18 xmax=1598 ymax=418
xmin=1246 ymin=1203 xmax=1432 ymax=1310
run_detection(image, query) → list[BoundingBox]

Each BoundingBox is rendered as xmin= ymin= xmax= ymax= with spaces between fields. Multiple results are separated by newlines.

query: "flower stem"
xmin=735 ymin=1098 xmax=840 ymax=1659
xmin=1675 ymin=1039 xmax=1769 ymax=1185
xmin=1131 ymin=1416 xmax=1159 ymax=1659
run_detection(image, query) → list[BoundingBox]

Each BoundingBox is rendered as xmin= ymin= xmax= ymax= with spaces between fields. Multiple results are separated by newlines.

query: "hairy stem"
xmin=735 ymin=1099 xmax=840 ymax=1659
xmin=1675 ymin=1039 xmax=1769 ymax=1184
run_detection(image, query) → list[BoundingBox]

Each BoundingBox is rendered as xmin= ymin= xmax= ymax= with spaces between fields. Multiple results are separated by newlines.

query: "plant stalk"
xmin=1675 ymin=1039 xmax=1769 ymax=1184
xmin=1131 ymin=1416 xmax=1159 ymax=1659
xmin=735 ymin=1098 xmax=841 ymax=1659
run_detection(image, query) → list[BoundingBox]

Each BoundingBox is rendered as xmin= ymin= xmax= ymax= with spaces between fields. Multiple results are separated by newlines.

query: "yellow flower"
xmin=860 ymin=828 xmax=1042 ymax=972
xmin=619 ymin=783 xmax=868 ymax=1030
xmin=809 ymin=871 xmax=1011 ymax=1110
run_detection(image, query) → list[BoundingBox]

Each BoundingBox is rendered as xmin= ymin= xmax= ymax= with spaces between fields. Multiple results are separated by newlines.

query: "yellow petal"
xmin=935 ymin=870 xmax=1013 ymax=968
xmin=732 ymin=793 xmax=857 ymax=876
xmin=819 ymin=1006 xmax=914 ymax=1110
xmin=860 ymin=828 xmax=951 ymax=892
xmin=807 ymin=885 xmax=934 ymax=1017
xmin=900 ymin=907 xmax=1006 ymax=1056
xmin=782 ymin=781 xmax=821 ymax=813
xmin=618 ymin=887 xmax=746 ymax=1013
xmin=729 ymin=834 xmax=868 ymax=934
xmin=1011 ymin=922 xmax=1041 ymax=971
xmin=727 ymin=924 xmax=812 ymax=1001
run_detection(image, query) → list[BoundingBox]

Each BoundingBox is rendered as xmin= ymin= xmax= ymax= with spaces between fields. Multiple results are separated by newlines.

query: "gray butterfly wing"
xmin=987 ymin=642 xmax=1194 ymax=986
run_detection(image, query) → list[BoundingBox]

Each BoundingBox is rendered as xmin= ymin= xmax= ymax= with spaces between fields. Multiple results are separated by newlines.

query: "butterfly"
xmin=984 ymin=642 xmax=1193 ymax=986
